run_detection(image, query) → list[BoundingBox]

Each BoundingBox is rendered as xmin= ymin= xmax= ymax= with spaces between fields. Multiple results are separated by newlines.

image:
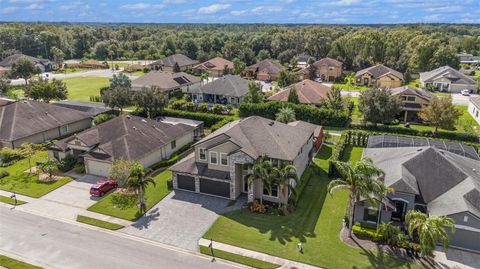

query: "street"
xmin=0 ymin=206 xmax=241 ymax=269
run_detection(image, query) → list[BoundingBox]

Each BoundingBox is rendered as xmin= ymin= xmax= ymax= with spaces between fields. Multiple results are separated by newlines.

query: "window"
xmin=210 ymin=152 xmax=218 ymax=164
xmin=199 ymin=148 xmax=206 ymax=160
xmin=363 ymin=208 xmax=378 ymax=222
xmin=220 ymin=153 xmax=228 ymax=166
xmin=464 ymin=215 xmax=469 ymax=222
xmin=263 ymin=185 xmax=279 ymax=197
xmin=171 ymin=140 xmax=176 ymax=149
xmin=403 ymin=96 xmax=416 ymax=102
xmin=60 ymin=125 xmax=69 ymax=134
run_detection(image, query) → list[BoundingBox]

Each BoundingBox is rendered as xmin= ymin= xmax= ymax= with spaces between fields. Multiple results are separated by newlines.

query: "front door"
xmin=363 ymin=78 xmax=369 ymax=86
xmin=391 ymin=200 xmax=407 ymax=222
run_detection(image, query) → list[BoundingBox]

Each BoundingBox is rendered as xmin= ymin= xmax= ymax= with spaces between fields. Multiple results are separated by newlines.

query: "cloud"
xmin=0 ymin=6 xmax=17 ymax=14
xmin=198 ymin=4 xmax=230 ymax=14
xmin=121 ymin=3 xmax=165 ymax=10
xmin=25 ymin=3 xmax=44 ymax=10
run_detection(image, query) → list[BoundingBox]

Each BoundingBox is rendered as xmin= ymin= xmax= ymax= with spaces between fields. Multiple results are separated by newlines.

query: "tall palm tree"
xmin=245 ymin=155 xmax=273 ymax=205
xmin=327 ymin=158 xmax=387 ymax=237
xmin=126 ymin=163 xmax=156 ymax=213
xmin=200 ymin=72 xmax=209 ymax=85
xmin=405 ymin=210 xmax=455 ymax=257
xmin=272 ymin=163 xmax=298 ymax=208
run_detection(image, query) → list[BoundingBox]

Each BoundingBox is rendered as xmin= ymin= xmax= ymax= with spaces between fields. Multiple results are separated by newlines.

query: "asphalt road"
xmin=0 ymin=206 xmax=241 ymax=269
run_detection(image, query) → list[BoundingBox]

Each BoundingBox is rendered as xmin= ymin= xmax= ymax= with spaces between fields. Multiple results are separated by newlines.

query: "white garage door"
xmin=86 ymin=160 xmax=111 ymax=177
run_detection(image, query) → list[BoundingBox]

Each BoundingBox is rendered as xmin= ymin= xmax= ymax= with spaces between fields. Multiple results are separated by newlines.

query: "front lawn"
xmin=87 ymin=170 xmax=172 ymax=221
xmin=0 ymin=151 xmax=72 ymax=198
xmin=76 ymin=215 xmax=124 ymax=230
xmin=204 ymin=145 xmax=424 ymax=269
xmin=0 ymin=255 xmax=42 ymax=269
xmin=199 ymin=246 xmax=279 ymax=269
xmin=61 ymin=76 xmax=110 ymax=102
xmin=333 ymin=82 xmax=369 ymax=91
xmin=0 ymin=195 xmax=27 ymax=205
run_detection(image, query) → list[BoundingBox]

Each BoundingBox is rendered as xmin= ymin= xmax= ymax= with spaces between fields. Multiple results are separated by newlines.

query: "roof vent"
xmin=141 ymin=119 xmax=147 ymax=123
xmin=126 ymin=115 xmax=131 ymax=119
xmin=416 ymin=148 xmax=423 ymax=152
xmin=268 ymin=121 xmax=274 ymax=126
xmin=132 ymin=126 xmax=137 ymax=130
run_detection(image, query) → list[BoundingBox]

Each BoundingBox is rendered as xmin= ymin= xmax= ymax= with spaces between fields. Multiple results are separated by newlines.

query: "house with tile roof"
xmin=355 ymin=146 xmax=480 ymax=252
xmin=148 ymin=54 xmax=199 ymax=72
xmin=0 ymin=100 xmax=92 ymax=149
xmin=267 ymin=79 xmax=331 ymax=105
xmin=389 ymin=86 xmax=436 ymax=123
xmin=295 ymin=57 xmax=343 ymax=82
xmin=193 ymin=57 xmax=234 ymax=77
xmin=131 ymin=71 xmax=201 ymax=94
xmin=48 ymin=115 xmax=195 ymax=177
xmin=355 ymin=64 xmax=404 ymax=88
xmin=242 ymin=59 xmax=285 ymax=81
xmin=188 ymin=75 xmax=249 ymax=106
xmin=169 ymin=116 xmax=322 ymax=203
xmin=419 ymin=66 xmax=477 ymax=93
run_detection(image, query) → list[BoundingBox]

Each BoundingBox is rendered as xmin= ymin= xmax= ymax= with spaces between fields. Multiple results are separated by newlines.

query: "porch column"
xmin=247 ymin=183 xmax=254 ymax=203
xmin=404 ymin=110 xmax=408 ymax=123
xmin=214 ymin=95 xmax=217 ymax=103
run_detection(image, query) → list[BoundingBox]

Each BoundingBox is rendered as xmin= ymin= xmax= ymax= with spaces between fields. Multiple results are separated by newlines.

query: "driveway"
xmin=121 ymin=190 xmax=246 ymax=251
xmin=434 ymin=248 xmax=480 ymax=269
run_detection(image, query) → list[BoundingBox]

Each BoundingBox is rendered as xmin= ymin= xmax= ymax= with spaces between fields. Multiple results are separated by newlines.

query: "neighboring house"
xmin=193 ymin=57 xmax=234 ymax=77
xmin=52 ymin=100 xmax=113 ymax=117
xmin=468 ymin=97 xmax=480 ymax=125
xmin=0 ymin=100 xmax=92 ymax=149
xmin=131 ymin=71 xmax=201 ymax=94
xmin=355 ymin=145 xmax=480 ymax=253
xmin=242 ymin=59 xmax=285 ymax=81
xmin=389 ymin=86 xmax=436 ymax=123
xmin=457 ymin=53 xmax=480 ymax=64
xmin=48 ymin=115 xmax=195 ymax=177
xmin=156 ymin=116 xmax=204 ymax=140
xmin=188 ymin=75 xmax=249 ymax=106
xmin=149 ymin=54 xmax=199 ymax=72
xmin=296 ymin=53 xmax=315 ymax=69
xmin=355 ymin=64 xmax=404 ymax=88
xmin=295 ymin=57 xmax=343 ymax=82
xmin=169 ymin=116 xmax=322 ymax=202
xmin=0 ymin=53 xmax=54 ymax=72
xmin=268 ymin=79 xmax=331 ymax=106
xmin=420 ymin=66 xmax=477 ymax=93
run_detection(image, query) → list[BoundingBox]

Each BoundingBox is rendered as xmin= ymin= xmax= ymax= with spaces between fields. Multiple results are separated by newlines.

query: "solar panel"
xmin=173 ymin=77 xmax=188 ymax=85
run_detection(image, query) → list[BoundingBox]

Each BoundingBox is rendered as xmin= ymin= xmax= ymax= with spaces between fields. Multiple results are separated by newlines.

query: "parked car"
xmin=90 ymin=178 xmax=118 ymax=197
xmin=461 ymin=89 xmax=471 ymax=96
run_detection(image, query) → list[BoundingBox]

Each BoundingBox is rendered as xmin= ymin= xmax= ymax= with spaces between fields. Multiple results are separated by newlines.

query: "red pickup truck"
xmin=90 ymin=179 xmax=118 ymax=197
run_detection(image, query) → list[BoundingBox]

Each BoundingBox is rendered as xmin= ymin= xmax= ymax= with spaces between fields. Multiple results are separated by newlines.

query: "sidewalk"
xmin=198 ymin=238 xmax=322 ymax=269
xmin=0 ymin=189 xmax=131 ymax=227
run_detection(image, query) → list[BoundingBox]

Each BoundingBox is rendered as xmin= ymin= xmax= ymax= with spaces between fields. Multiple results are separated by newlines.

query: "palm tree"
xmin=200 ymin=72 xmax=209 ymax=85
xmin=327 ymin=158 xmax=387 ymax=237
xmin=245 ymin=155 xmax=273 ymax=204
xmin=405 ymin=210 xmax=455 ymax=257
xmin=275 ymin=107 xmax=296 ymax=123
xmin=272 ymin=163 xmax=298 ymax=209
xmin=126 ymin=163 xmax=156 ymax=213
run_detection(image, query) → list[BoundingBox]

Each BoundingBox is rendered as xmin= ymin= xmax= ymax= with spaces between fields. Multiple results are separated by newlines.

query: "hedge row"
xmin=328 ymin=133 xmax=347 ymax=177
xmin=239 ymin=101 xmax=349 ymax=127
xmin=344 ymin=130 xmax=369 ymax=147
xmin=350 ymin=124 xmax=479 ymax=143
xmin=352 ymin=225 xmax=383 ymax=242
xmin=149 ymin=142 xmax=194 ymax=171
xmin=159 ymin=109 xmax=235 ymax=128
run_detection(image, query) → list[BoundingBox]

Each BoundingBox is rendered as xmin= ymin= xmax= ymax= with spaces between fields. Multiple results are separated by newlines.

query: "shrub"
xmin=90 ymin=95 xmax=103 ymax=102
xmin=159 ymin=109 xmax=233 ymax=127
xmin=111 ymin=193 xmax=137 ymax=210
xmin=239 ymin=101 xmax=349 ymax=127
xmin=0 ymin=171 xmax=9 ymax=179
xmin=377 ymin=223 xmax=403 ymax=247
xmin=0 ymin=148 xmax=23 ymax=164
xmin=149 ymin=142 xmax=194 ymax=170
xmin=212 ymin=104 xmax=224 ymax=114
xmin=93 ymin=114 xmax=115 ymax=125
xmin=198 ymin=103 xmax=208 ymax=112
xmin=184 ymin=102 xmax=195 ymax=112
xmin=59 ymin=154 xmax=77 ymax=172
xmin=352 ymin=225 xmax=383 ymax=242
xmin=248 ymin=200 xmax=266 ymax=213
xmin=328 ymin=133 xmax=347 ymax=176
xmin=73 ymin=163 xmax=85 ymax=174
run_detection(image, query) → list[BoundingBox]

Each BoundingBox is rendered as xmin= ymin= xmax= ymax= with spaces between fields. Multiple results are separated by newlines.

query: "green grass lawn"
xmin=76 ymin=215 xmax=124 ymax=230
xmin=0 ymin=195 xmax=27 ymax=205
xmin=432 ymin=92 xmax=451 ymax=97
xmin=0 ymin=255 xmax=42 ymax=269
xmin=128 ymin=70 xmax=146 ymax=76
xmin=62 ymin=76 xmax=110 ymax=102
xmin=199 ymin=246 xmax=279 ymax=269
xmin=204 ymin=145 xmax=424 ymax=269
xmin=406 ymin=79 xmax=421 ymax=88
xmin=0 ymin=151 xmax=72 ymax=198
xmin=87 ymin=170 xmax=172 ymax=221
xmin=333 ymin=82 xmax=369 ymax=91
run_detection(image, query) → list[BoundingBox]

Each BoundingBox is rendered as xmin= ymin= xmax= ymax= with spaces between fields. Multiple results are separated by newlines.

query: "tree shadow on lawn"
xmin=353 ymin=239 xmax=419 ymax=269
xmin=220 ymin=162 xmax=328 ymax=246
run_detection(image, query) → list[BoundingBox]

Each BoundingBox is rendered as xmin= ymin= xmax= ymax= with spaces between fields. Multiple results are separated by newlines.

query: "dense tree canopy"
xmin=0 ymin=24 xmax=478 ymax=74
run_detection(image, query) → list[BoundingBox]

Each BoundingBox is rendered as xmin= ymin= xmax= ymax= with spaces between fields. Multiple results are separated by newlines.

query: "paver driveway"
xmin=121 ymin=190 xmax=246 ymax=251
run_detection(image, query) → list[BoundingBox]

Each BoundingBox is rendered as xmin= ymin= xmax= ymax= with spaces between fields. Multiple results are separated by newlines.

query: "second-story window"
xmin=210 ymin=151 xmax=218 ymax=164
xmin=199 ymin=148 xmax=206 ymax=160
xmin=171 ymin=140 xmax=176 ymax=150
xmin=220 ymin=153 xmax=228 ymax=166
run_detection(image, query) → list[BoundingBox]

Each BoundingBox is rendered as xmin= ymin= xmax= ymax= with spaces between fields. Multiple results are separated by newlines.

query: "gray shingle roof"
xmin=169 ymin=153 xmax=231 ymax=180
xmin=149 ymin=54 xmax=198 ymax=68
xmin=420 ymin=66 xmax=476 ymax=85
xmin=55 ymin=115 xmax=195 ymax=162
xmin=52 ymin=100 xmax=113 ymax=116
xmin=132 ymin=71 xmax=200 ymax=91
xmin=188 ymin=75 xmax=249 ymax=97
xmin=363 ymin=146 xmax=480 ymax=218
xmin=0 ymin=100 xmax=91 ymax=142
xmin=0 ymin=53 xmax=51 ymax=68
xmin=193 ymin=116 xmax=316 ymax=161
xmin=356 ymin=64 xmax=404 ymax=81
xmin=389 ymin=86 xmax=436 ymax=102
xmin=470 ymin=97 xmax=480 ymax=110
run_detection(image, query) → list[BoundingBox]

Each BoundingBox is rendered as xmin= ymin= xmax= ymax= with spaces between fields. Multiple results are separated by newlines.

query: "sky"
xmin=0 ymin=0 xmax=479 ymax=24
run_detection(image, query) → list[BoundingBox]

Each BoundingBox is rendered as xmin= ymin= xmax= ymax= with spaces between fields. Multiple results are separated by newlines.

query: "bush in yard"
xmin=59 ymin=154 xmax=77 ymax=172
xmin=0 ymin=171 xmax=9 ymax=179
xmin=111 ymin=193 xmax=137 ymax=210
xmin=377 ymin=223 xmax=403 ymax=247
xmin=212 ymin=104 xmax=224 ymax=114
xmin=352 ymin=225 xmax=383 ymax=242
xmin=248 ymin=200 xmax=266 ymax=214
xmin=184 ymin=102 xmax=195 ymax=112
xmin=74 ymin=163 xmax=85 ymax=174
xmin=157 ymin=109 xmax=233 ymax=127
xmin=0 ymin=148 xmax=24 ymax=165
xmin=198 ymin=102 xmax=208 ymax=112
xmin=93 ymin=114 xmax=115 ymax=125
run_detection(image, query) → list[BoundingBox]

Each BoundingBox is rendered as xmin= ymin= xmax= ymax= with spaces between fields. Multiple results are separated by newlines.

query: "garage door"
xmin=199 ymin=178 xmax=230 ymax=198
xmin=177 ymin=175 xmax=195 ymax=191
xmin=86 ymin=160 xmax=111 ymax=177
xmin=449 ymin=228 xmax=480 ymax=252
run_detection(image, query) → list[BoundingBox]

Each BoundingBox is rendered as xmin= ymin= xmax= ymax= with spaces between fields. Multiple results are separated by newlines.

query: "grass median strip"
xmin=76 ymin=215 xmax=124 ymax=230
xmin=0 ymin=255 xmax=43 ymax=269
xmin=199 ymin=246 xmax=279 ymax=269
xmin=0 ymin=195 xmax=26 ymax=206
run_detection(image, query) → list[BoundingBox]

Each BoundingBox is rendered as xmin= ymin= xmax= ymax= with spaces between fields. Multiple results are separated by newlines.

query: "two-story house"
xmin=389 ymin=86 xmax=436 ymax=123
xmin=295 ymin=57 xmax=343 ymax=82
xmin=355 ymin=64 xmax=404 ymax=88
xmin=169 ymin=116 xmax=322 ymax=204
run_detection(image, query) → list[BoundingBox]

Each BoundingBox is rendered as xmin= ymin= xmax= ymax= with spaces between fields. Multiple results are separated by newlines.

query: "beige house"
xmin=48 ymin=115 xmax=195 ymax=177
xmin=468 ymin=97 xmax=480 ymax=125
xmin=170 ymin=116 xmax=320 ymax=203
xmin=295 ymin=57 xmax=343 ymax=82
xmin=0 ymin=101 xmax=92 ymax=149
xmin=193 ymin=57 xmax=234 ymax=77
xmin=355 ymin=64 xmax=404 ymax=88
xmin=390 ymin=86 xmax=436 ymax=122
xmin=242 ymin=59 xmax=285 ymax=81
xmin=148 ymin=54 xmax=199 ymax=72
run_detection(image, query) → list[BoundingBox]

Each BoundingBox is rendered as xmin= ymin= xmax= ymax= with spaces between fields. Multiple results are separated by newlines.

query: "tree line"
xmin=1 ymin=23 xmax=479 ymax=74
